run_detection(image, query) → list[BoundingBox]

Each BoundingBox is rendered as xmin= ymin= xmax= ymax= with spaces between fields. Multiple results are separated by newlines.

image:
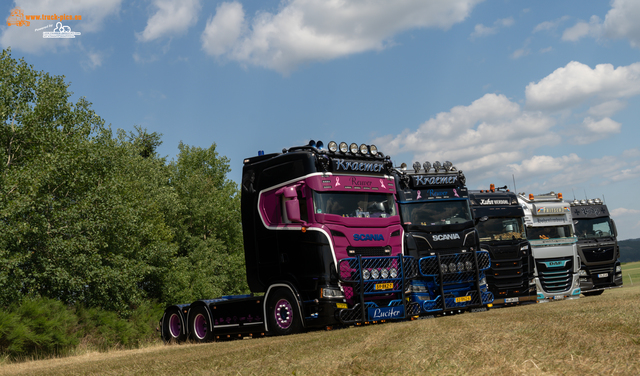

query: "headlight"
xmin=349 ymin=143 xmax=358 ymax=154
xmin=363 ymin=269 xmax=371 ymax=280
xmin=321 ymin=287 xmax=344 ymax=298
xmin=371 ymin=268 xmax=380 ymax=279
xmin=441 ymin=264 xmax=449 ymax=273
xmin=328 ymin=141 xmax=338 ymax=153
xmin=449 ymin=262 xmax=457 ymax=272
xmin=520 ymin=245 xmax=529 ymax=251
xmin=370 ymin=145 xmax=378 ymax=156
xmin=389 ymin=267 xmax=398 ymax=278
xmin=339 ymin=142 xmax=348 ymax=153
xmin=465 ymin=261 xmax=473 ymax=271
xmin=616 ymin=265 xmax=622 ymax=272
xmin=457 ymin=262 xmax=465 ymax=272
xmin=359 ymin=144 xmax=368 ymax=155
xmin=578 ymin=269 xmax=587 ymax=276
xmin=423 ymin=161 xmax=431 ymax=172
xmin=380 ymin=268 xmax=389 ymax=279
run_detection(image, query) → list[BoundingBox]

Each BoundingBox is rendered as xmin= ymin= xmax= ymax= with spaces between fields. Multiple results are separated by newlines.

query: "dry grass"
xmin=2 ymin=262 xmax=640 ymax=376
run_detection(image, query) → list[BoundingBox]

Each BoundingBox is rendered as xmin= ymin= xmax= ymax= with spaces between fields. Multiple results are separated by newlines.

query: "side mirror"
xmin=611 ymin=219 xmax=618 ymax=238
xmin=475 ymin=216 xmax=488 ymax=225
xmin=277 ymin=185 xmax=304 ymax=224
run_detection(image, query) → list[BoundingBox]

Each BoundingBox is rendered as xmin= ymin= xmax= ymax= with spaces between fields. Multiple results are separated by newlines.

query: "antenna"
xmin=603 ymin=194 xmax=606 ymax=205
xmin=584 ymin=189 xmax=588 ymax=200
xmin=512 ymin=174 xmax=517 ymax=194
xmin=572 ymin=189 xmax=576 ymax=200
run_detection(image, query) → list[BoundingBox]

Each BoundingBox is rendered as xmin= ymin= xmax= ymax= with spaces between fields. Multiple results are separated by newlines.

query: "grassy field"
xmin=2 ymin=262 xmax=640 ymax=376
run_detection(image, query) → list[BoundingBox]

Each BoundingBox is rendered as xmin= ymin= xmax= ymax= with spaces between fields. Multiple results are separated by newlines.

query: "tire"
xmin=583 ymin=290 xmax=605 ymax=297
xmin=161 ymin=307 xmax=188 ymax=343
xmin=189 ymin=305 xmax=214 ymax=343
xmin=267 ymin=288 xmax=302 ymax=336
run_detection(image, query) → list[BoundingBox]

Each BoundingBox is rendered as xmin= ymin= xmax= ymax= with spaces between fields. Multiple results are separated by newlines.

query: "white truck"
xmin=518 ymin=192 xmax=581 ymax=302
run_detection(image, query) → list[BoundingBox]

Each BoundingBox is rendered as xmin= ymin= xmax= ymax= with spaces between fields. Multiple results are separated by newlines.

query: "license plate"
xmin=367 ymin=305 xmax=405 ymax=320
xmin=455 ymin=296 xmax=471 ymax=303
xmin=553 ymin=295 xmax=565 ymax=300
xmin=597 ymin=273 xmax=609 ymax=278
xmin=375 ymin=282 xmax=393 ymax=291
xmin=336 ymin=303 xmax=347 ymax=309
xmin=505 ymin=297 xmax=519 ymax=303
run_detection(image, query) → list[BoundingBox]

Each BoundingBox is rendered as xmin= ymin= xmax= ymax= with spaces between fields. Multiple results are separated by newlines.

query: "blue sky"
xmin=3 ymin=0 xmax=640 ymax=240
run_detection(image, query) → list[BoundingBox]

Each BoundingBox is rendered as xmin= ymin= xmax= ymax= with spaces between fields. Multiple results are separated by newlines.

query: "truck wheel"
xmin=267 ymin=288 xmax=302 ymax=336
xmin=162 ymin=307 xmax=187 ymax=343
xmin=189 ymin=306 xmax=214 ymax=343
xmin=583 ymin=290 xmax=604 ymax=297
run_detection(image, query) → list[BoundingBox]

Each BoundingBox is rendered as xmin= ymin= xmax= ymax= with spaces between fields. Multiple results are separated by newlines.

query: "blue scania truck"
xmin=393 ymin=161 xmax=493 ymax=315
xmin=159 ymin=140 xmax=419 ymax=342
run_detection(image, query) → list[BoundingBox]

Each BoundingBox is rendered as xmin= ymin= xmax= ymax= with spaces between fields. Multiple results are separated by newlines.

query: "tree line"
xmin=0 ymin=48 xmax=248 ymax=319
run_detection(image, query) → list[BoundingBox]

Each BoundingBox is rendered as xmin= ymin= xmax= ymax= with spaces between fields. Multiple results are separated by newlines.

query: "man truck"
xmin=570 ymin=198 xmax=623 ymax=295
xmin=393 ymin=161 xmax=493 ymax=315
xmin=159 ymin=140 xmax=419 ymax=342
xmin=469 ymin=185 xmax=536 ymax=306
xmin=518 ymin=192 xmax=581 ymax=302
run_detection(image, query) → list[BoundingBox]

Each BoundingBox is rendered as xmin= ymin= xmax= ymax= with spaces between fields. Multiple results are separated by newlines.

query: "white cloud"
xmin=511 ymin=48 xmax=529 ymax=59
xmin=506 ymin=154 xmax=581 ymax=178
xmin=201 ymin=2 xmax=246 ymax=57
xmin=200 ymin=0 xmax=484 ymax=74
xmin=587 ymin=100 xmax=627 ymax=118
xmin=569 ymin=117 xmax=621 ymax=145
xmin=373 ymin=93 xmax=558 ymax=180
xmin=602 ymin=0 xmax=640 ymax=48
xmin=137 ymin=0 xmax=201 ymax=42
xmin=525 ymin=61 xmax=640 ymax=112
xmin=470 ymin=17 xmax=513 ymax=39
xmin=611 ymin=208 xmax=640 ymax=216
xmin=562 ymin=16 xmax=602 ymax=42
xmin=1 ymin=0 xmax=121 ymax=54
xmin=533 ymin=16 xmax=570 ymax=34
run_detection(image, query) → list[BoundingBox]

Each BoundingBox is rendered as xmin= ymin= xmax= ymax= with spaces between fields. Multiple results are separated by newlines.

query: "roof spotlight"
xmin=433 ymin=161 xmax=442 ymax=172
xmin=412 ymin=161 xmax=421 ymax=173
xmin=423 ymin=161 xmax=431 ymax=172
xmin=308 ymin=140 xmax=316 ymax=147
xmin=587 ymin=199 xmax=594 ymax=205
xmin=370 ymin=144 xmax=378 ymax=156
xmin=328 ymin=141 xmax=338 ymax=153
xmin=572 ymin=199 xmax=579 ymax=206
xmin=595 ymin=198 xmax=602 ymax=204
xmin=580 ymin=199 xmax=587 ymax=205
xmin=444 ymin=161 xmax=453 ymax=171
xmin=316 ymin=140 xmax=324 ymax=150
xmin=400 ymin=162 xmax=407 ymax=171
xmin=350 ymin=143 xmax=358 ymax=154
xmin=359 ymin=144 xmax=369 ymax=155
xmin=339 ymin=142 xmax=348 ymax=153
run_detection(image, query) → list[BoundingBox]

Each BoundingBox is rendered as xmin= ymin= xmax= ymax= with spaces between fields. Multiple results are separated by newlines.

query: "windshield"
xmin=399 ymin=200 xmax=472 ymax=226
xmin=313 ymin=191 xmax=396 ymax=218
xmin=526 ymin=225 xmax=574 ymax=240
xmin=574 ymin=217 xmax=613 ymax=239
xmin=476 ymin=217 xmax=525 ymax=241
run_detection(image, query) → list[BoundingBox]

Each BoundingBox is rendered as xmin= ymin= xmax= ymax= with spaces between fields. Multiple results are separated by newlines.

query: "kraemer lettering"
xmin=413 ymin=175 xmax=458 ymax=186
xmin=333 ymin=159 xmax=384 ymax=173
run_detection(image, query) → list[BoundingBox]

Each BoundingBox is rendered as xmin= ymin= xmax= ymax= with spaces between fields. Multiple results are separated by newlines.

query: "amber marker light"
xmin=557 ymin=193 xmax=563 ymax=200
xmin=529 ymin=193 xmax=534 ymax=200
xmin=490 ymin=184 xmax=495 ymax=192
xmin=301 ymin=227 xmax=307 ymax=233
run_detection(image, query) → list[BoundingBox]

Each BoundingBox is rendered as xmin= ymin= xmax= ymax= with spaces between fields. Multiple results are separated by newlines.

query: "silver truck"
xmin=518 ymin=192 xmax=581 ymax=302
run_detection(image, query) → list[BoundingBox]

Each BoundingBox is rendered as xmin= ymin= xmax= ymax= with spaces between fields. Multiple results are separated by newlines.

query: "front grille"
xmin=537 ymin=256 xmax=573 ymax=293
xmin=581 ymin=246 xmax=615 ymax=263
xmin=419 ymin=251 xmax=490 ymax=283
xmin=347 ymin=246 xmax=390 ymax=257
xmin=486 ymin=245 xmax=532 ymax=294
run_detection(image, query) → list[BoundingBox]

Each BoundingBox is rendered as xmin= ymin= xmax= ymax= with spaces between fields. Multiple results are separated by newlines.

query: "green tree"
xmin=162 ymin=142 xmax=248 ymax=304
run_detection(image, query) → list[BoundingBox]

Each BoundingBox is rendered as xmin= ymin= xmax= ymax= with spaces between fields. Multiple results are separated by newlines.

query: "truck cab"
xmin=518 ymin=192 xmax=581 ymax=302
xmin=160 ymin=140 xmax=419 ymax=343
xmin=393 ymin=161 xmax=493 ymax=315
xmin=570 ymin=198 xmax=623 ymax=295
xmin=469 ymin=185 xmax=536 ymax=306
